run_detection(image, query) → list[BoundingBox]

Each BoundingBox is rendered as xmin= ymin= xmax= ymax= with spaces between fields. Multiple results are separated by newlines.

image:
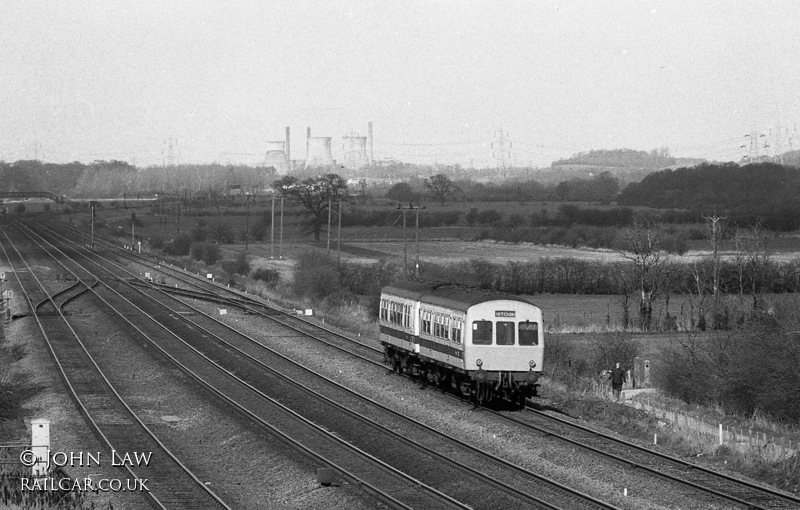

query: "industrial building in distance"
xmin=264 ymin=122 xmax=374 ymax=175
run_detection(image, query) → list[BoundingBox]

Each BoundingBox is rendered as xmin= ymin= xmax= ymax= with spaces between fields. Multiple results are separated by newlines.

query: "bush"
xmin=505 ymin=213 xmax=526 ymax=228
xmin=163 ymin=234 xmax=192 ymax=256
xmin=321 ymin=289 xmax=359 ymax=309
xmin=590 ymin=332 xmax=640 ymax=376
xmin=657 ymin=313 xmax=800 ymax=421
xmin=252 ymin=268 xmax=279 ymax=285
xmin=231 ymin=250 xmax=250 ymax=275
xmin=208 ymin=221 xmax=234 ymax=244
xmin=544 ymin=336 xmax=579 ymax=382
xmin=191 ymin=226 xmax=208 ymax=242
xmin=251 ymin=214 xmax=272 ymax=241
xmin=477 ymin=209 xmax=503 ymax=225
xmin=150 ymin=233 xmax=166 ymax=250
xmin=190 ymin=242 xmax=220 ymax=264
xmin=466 ymin=208 xmax=479 ymax=226
xmin=293 ymin=251 xmax=340 ymax=300
xmin=385 ymin=182 xmax=417 ymax=202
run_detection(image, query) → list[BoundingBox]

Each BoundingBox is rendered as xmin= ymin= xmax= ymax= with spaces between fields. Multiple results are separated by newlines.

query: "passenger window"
xmin=472 ymin=320 xmax=492 ymax=345
xmin=497 ymin=321 xmax=515 ymax=345
xmin=519 ymin=321 xmax=539 ymax=346
xmin=451 ymin=320 xmax=462 ymax=343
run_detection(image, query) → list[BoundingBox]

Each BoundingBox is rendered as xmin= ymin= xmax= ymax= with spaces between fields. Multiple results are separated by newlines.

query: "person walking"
xmin=610 ymin=361 xmax=626 ymax=401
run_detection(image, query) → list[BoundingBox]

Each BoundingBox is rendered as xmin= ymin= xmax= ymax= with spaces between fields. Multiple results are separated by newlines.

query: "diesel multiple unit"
xmin=379 ymin=280 xmax=543 ymax=405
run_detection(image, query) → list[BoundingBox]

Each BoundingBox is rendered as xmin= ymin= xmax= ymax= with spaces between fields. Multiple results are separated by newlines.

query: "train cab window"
xmin=496 ymin=321 xmax=515 ymax=345
xmin=380 ymin=300 xmax=388 ymax=321
xmin=519 ymin=321 xmax=539 ymax=346
xmin=472 ymin=320 xmax=492 ymax=345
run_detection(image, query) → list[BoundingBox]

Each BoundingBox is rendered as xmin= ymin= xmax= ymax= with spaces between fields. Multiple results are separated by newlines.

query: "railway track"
xmin=12 ymin=220 xmax=471 ymax=510
xmin=23 ymin=220 xmax=618 ymax=509
xmin=33 ymin=218 xmax=800 ymax=509
xmin=0 ymin=228 xmax=232 ymax=510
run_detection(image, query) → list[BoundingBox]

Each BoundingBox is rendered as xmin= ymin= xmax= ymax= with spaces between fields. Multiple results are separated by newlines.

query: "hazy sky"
xmin=2 ymin=1 xmax=799 ymax=167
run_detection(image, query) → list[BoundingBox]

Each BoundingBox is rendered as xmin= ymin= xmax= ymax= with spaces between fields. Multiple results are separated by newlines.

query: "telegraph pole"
xmin=327 ymin=192 xmax=332 ymax=253
xmin=337 ymin=196 xmax=343 ymax=266
xmin=492 ymin=128 xmax=512 ymax=179
xmin=279 ymin=193 xmax=284 ymax=259
xmin=704 ymin=214 xmax=727 ymax=329
xmin=397 ymin=203 xmax=424 ymax=277
xmin=90 ymin=205 xmax=95 ymax=248
xmin=244 ymin=194 xmax=250 ymax=251
xmin=270 ymin=191 xmax=275 ymax=259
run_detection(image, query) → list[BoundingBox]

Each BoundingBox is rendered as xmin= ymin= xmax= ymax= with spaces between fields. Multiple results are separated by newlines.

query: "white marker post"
xmin=31 ymin=419 xmax=50 ymax=477
xmin=2 ymin=289 xmax=12 ymax=324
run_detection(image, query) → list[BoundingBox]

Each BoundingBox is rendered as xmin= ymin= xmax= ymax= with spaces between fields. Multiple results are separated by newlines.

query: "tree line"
xmin=0 ymin=160 xmax=275 ymax=198
xmin=619 ymin=162 xmax=800 ymax=230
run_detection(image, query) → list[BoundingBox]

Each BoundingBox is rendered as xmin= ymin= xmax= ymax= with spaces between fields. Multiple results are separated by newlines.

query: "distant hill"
xmin=618 ymin=162 xmax=800 ymax=230
xmin=553 ymin=148 xmax=673 ymax=168
xmin=551 ymin=149 xmax=704 ymax=181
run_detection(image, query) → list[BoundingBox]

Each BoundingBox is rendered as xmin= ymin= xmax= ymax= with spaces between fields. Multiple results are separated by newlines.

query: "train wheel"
xmin=437 ymin=369 xmax=449 ymax=391
xmin=392 ymin=355 xmax=402 ymax=374
xmin=476 ymin=383 xmax=486 ymax=406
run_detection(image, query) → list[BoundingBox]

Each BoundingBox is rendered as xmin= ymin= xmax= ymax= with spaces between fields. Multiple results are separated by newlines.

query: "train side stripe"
xmin=380 ymin=325 xmax=463 ymax=359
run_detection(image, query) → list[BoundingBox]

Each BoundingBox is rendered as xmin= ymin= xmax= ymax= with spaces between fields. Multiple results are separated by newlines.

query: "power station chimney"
xmin=306 ymin=127 xmax=311 ymax=158
xmin=368 ymin=121 xmax=374 ymax=164
xmin=285 ymin=126 xmax=291 ymax=166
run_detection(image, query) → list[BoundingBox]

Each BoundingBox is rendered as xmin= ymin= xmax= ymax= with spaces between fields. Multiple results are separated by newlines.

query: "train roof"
xmin=381 ymin=280 xmax=535 ymax=313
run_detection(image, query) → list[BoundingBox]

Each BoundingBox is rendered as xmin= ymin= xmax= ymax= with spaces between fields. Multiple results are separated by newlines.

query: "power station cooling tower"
xmin=341 ymin=134 xmax=369 ymax=170
xmin=263 ymin=141 xmax=290 ymax=175
xmin=305 ymin=137 xmax=335 ymax=169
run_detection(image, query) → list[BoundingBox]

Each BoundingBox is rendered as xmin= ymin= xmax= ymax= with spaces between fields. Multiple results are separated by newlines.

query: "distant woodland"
xmin=3 ymin=157 xmax=800 ymax=231
xmin=0 ymin=160 xmax=275 ymax=198
xmin=618 ymin=162 xmax=800 ymax=230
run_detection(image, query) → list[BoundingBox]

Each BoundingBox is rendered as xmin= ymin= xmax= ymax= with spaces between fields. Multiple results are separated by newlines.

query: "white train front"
xmin=379 ymin=281 xmax=544 ymax=405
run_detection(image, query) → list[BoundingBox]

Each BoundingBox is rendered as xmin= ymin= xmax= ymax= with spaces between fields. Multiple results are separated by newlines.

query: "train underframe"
xmin=382 ymin=343 xmax=539 ymax=407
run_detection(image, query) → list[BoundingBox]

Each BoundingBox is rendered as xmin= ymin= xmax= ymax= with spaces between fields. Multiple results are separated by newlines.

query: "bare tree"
xmin=734 ymin=220 xmax=773 ymax=312
xmin=688 ymin=259 xmax=712 ymax=330
xmin=285 ymin=174 xmax=347 ymax=242
xmin=619 ymin=214 xmax=669 ymax=331
xmin=424 ymin=173 xmax=458 ymax=204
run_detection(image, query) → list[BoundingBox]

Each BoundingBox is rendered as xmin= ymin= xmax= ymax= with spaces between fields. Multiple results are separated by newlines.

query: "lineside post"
xmin=31 ymin=419 xmax=50 ymax=477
